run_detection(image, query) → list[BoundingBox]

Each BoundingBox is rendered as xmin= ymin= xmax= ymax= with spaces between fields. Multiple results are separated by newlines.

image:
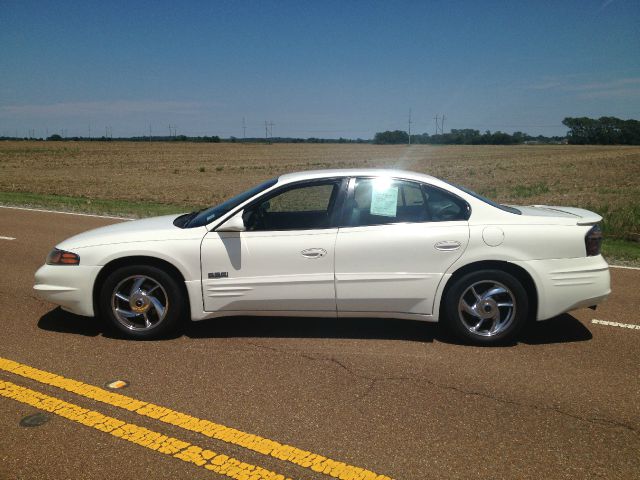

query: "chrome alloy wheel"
xmin=457 ymin=280 xmax=516 ymax=337
xmin=111 ymin=275 xmax=169 ymax=331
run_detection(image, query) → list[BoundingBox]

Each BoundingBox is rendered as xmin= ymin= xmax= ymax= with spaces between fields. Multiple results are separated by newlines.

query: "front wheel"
xmin=444 ymin=270 xmax=528 ymax=345
xmin=99 ymin=265 xmax=185 ymax=339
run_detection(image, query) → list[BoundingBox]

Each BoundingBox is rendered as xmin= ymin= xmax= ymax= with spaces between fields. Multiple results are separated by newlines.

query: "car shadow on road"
xmin=184 ymin=315 xmax=440 ymax=343
xmin=38 ymin=308 xmax=103 ymax=337
xmin=520 ymin=313 xmax=593 ymax=345
xmin=38 ymin=308 xmax=592 ymax=345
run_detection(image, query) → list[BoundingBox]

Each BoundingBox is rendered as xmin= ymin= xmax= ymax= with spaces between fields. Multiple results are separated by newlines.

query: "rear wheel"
xmin=444 ymin=269 xmax=528 ymax=345
xmin=99 ymin=265 xmax=185 ymax=339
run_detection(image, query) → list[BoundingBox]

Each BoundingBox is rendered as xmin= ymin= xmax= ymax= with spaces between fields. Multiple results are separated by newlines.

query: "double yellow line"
xmin=0 ymin=357 xmax=393 ymax=480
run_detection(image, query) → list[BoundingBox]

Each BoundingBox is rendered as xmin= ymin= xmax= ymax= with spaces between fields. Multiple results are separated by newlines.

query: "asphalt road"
xmin=0 ymin=207 xmax=638 ymax=480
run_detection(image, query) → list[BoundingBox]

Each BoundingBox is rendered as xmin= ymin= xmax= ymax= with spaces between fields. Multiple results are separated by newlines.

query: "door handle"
xmin=435 ymin=241 xmax=461 ymax=251
xmin=301 ymin=248 xmax=327 ymax=259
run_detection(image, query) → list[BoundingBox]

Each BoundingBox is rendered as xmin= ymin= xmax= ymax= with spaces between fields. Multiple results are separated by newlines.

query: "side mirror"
xmin=217 ymin=211 xmax=245 ymax=232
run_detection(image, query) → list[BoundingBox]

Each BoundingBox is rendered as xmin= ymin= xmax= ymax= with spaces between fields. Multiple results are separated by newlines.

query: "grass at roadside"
xmin=602 ymin=238 xmax=640 ymax=266
xmin=1 ymin=190 xmax=637 ymax=266
xmin=0 ymin=191 xmax=193 ymax=218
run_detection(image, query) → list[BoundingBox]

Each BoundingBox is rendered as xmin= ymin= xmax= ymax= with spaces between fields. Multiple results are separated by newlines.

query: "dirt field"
xmin=1 ymin=141 xmax=639 ymax=239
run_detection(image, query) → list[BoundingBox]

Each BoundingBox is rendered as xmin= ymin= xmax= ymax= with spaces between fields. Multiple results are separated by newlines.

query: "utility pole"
xmin=242 ymin=117 xmax=246 ymax=139
xmin=434 ymin=115 xmax=440 ymax=135
xmin=264 ymin=121 xmax=275 ymax=143
xmin=408 ymin=109 xmax=413 ymax=145
xmin=149 ymin=124 xmax=152 ymax=142
xmin=441 ymin=115 xmax=445 ymax=134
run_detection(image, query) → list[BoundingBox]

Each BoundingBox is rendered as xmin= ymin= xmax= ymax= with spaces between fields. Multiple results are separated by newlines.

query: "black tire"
xmin=444 ymin=269 xmax=528 ymax=345
xmin=99 ymin=264 xmax=185 ymax=339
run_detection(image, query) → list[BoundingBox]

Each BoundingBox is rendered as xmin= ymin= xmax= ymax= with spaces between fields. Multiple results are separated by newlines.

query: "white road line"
xmin=0 ymin=236 xmax=16 ymax=241
xmin=592 ymin=319 xmax=640 ymax=330
xmin=0 ymin=205 xmax=132 ymax=221
xmin=609 ymin=265 xmax=640 ymax=271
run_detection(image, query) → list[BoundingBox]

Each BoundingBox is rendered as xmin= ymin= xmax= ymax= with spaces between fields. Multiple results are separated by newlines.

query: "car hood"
xmin=516 ymin=205 xmax=602 ymax=225
xmin=57 ymin=214 xmax=207 ymax=249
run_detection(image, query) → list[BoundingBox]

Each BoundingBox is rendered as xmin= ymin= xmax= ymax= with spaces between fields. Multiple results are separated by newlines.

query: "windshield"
xmin=183 ymin=178 xmax=278 ymax=228
xmin=449 ymin=182 xmax=521 ymax=215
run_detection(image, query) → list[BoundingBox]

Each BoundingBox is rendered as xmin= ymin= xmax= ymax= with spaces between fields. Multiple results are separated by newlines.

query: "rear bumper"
xmin=514 ymin=255 xmax=611 ymax=321
xmin=33 ymin=264 xmax=101 ymax=317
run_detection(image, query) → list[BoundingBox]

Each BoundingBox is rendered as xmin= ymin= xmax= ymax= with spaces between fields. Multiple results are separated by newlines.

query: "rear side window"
xmin=345 ymin=178 xmax=470 ymax=227
xmin=347 ymin=178 xmax=430 ymax=226
xmin=423 ymin=185 xmax=470 ymax=221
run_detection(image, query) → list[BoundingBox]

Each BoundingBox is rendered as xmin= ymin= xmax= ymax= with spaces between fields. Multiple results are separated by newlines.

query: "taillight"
xmin=585 ymin=225 xmax=602 ymax=256
xmin=46 ymin=248 xmax=80 ymax=265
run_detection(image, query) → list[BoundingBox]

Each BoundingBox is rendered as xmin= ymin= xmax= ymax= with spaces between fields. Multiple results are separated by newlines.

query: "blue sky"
xmin=1 ymin=0 xmax=639 ymax=138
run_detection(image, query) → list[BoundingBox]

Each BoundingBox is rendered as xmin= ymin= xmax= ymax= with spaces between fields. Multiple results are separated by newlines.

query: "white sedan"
xmin=34 ymin=169 xmax=610 ymax=344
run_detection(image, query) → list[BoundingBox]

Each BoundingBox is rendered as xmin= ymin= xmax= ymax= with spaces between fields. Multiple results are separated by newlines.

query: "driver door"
xmin=200 ymin=179 xmax=345 ymax=313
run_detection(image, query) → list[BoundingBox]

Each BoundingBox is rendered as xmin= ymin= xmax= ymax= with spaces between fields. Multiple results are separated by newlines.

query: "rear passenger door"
xmin=334 ymin=177 xmax=470 ymax=316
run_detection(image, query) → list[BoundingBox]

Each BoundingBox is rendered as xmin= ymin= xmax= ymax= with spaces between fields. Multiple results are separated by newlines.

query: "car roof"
xmin=277 ymin=168 xmax=440 ymax=184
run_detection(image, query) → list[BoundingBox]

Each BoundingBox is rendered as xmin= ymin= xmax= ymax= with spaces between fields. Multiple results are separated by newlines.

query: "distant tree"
xmin=47 ymin=134 xmax=63 ymax=141
xmin=373 ymin=130 xmax=409 ymax=144
xmin=562 ymin=116 xmax=640 ymax=145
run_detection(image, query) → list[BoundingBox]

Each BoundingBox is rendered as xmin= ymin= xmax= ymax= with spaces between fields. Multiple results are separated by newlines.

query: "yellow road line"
xmin=0 ymin=357 xmax=392 ymax=480
xmin=0 ymin=379 xmax=291 ymax=480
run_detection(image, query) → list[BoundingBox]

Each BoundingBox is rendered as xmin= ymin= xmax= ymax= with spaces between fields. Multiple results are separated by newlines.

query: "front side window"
xmin=243 ymin=181 xmax=340 ymax=231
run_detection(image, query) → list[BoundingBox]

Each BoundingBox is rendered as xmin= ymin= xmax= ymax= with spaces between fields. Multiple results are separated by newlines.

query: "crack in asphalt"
xmin=244 ymin=341 xmax=639 ymax=436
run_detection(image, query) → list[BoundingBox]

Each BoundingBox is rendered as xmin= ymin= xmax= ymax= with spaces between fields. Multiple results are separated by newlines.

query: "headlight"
xmin=46 ymin=248 xmax=80 ymax=265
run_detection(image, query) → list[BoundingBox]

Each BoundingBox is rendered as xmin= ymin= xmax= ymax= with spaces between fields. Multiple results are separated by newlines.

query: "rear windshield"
xmin=449 ymin=183 xmax=521 ymax=215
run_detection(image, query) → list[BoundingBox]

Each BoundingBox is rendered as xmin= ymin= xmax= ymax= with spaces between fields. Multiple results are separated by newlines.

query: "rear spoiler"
xmin=531 ymin=205 xmax=603 ymax=226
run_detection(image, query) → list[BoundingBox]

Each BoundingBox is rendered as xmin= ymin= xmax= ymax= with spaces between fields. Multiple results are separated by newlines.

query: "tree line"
xmin=373 ymin=116 xmax=639 ymax=145
xmin=44 ymin=134 xmax=222 ymax=142
xmin=373 ymin=129 xmax=564 ymax=145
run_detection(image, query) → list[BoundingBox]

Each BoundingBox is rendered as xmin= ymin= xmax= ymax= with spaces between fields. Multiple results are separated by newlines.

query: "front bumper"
xmin=514 ymin=255 xmax=611 ymax=321
xmin=33 ymin=264 xmax=102 ymax=317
